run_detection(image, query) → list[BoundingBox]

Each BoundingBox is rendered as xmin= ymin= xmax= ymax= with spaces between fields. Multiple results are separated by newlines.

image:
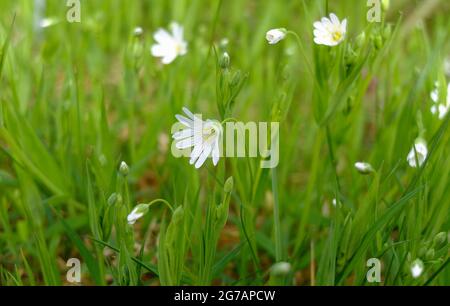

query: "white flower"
xmin=411 ymin=259 xmax=424 ymax=279
xmin=266 ymin=28 xmax=287 ymax=45
xmin=313 ymin=13 xmax=347 ymax=46
xmin=39 ymin=17 xmax=59 ymax=29
xmin=354 ymin=162 xmax=374 ymax=175
xmin=173 ymin=107 xmax=222 ymax=169
xmin=407 ymin=140 xmax=428 ymax=168
xmin=127 ymin=204 xmax=149 ymax=225
xmin=444 ymin=58 xmax=450 ymax=77
xmin=430 ymin=82 xmax=450 ymax=120
xmin=151 ymin=22 xmax=187 ymax=65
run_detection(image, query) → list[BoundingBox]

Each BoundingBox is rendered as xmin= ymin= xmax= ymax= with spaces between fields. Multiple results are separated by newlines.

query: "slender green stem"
xmin=147 ymin=199 xmax=174 ymax=212
xmin=272 ymin=167 xmax=283 ymax=262
xmin=325 ymin=125 xmax=342 ymax=197
xmin=287 ymin=31 xmax=315 ymax=78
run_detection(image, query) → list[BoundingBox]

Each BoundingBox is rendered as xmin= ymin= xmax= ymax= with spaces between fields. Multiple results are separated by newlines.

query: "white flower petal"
xmin=171 ymin=22 xmax=184 ymax=42
xmin=175 ymin=114 xmax=194 ymax=127
xmin=162 ymin=51 xmax=178 ymax=65
xmin=151 ymin=44 xmax=169 ymax=57
xmin=172 ymin=129 xmax=194 ymax=140
xmin=154 ymin=28 xmax=173 ymax=45
xmin=329 ymin=13 xmax=339 ymax=25
xmin=176 ymin=137 xmax=195 ymax=149
xmin=212 ymin=141 xmax=220 ymax=166
xmin=195 ymin=143 xmax=213 ymax=169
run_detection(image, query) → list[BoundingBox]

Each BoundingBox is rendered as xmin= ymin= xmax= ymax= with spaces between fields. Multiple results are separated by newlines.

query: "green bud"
xmin=418 ymin=246 xmax=427 ymax=258
xmin=374 ymin=35 xmax=383 ymax=50
xmin=119 ymin=161 xmax=129 ymax=176
xmin=224 ymin=176 xmax=234 ymax=193
xmin=219 ymin=52 xmax=231 ymax=69
xmin=355 ymin=31 xmax=366 ymax=49
xmin=171 ymin=206 xmax=185 ymax=224
xmin=345 ymin=47 xmax=358 ymax=67
xmin=219 ymin=38 xmax=229 ymax=49
xmin=98 ymin=154 xmax=107 ymax=166
xmin=107 ymin=193 xmax=118 ymax=206
xmin=433 ymin=232 xmax=447 ymax=248
xmin=425 ymin=248 xmax=435 ymax=261
xmin=382 ymin=0 xmax=390 ymax=11
xmin=165 ymin=206 xmax=185 ymax=245
xmin=229 ymin=70 xmax=242 ymax=87
xmin=383 ymin=24 xmax=392 ymax=40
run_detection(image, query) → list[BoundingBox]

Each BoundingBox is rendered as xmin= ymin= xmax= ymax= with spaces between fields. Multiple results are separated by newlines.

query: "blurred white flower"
xmin=430 ymin=82 xmax=450 ymax=120
xmin=444 ymin=58 xmax=450 ymax=77
xmin=39 ymin=17 xmax=59 ymax=29
xmin=266 ymin=28 xmax=287 ymax=45
xmin=411 ymin=259 xmax=424 ymax=279
xmin=313 ymin=13 xmax=347 ymax=46
xmin=354 ymin=162 xmax=374 ymax=175
xmin=127 ymin=204 xmax=149 ymax=225
xmin=151 ymin=22 xmax=187 ymax=65
xmin=173 ymin=107 xmax=222 ymax=169
xmin=407 ymin=139 xmax=428 ymax=168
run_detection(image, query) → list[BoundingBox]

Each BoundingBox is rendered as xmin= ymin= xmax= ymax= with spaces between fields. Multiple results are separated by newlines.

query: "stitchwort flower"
xmin=313 ymin=13 xmax=347 ymax=46
xmin=173 ymin=107 xmax=222 ymax=169
xmin=266 ymin=28 xmax=287 ymax=45
xmin=151 ymin=22 xmax=187 ymax=65
xmin=127 ymin=204 xmax=150 ymax=225
xmin=430 ymin=82 xmax=450 ymax=120
xmin=407 ymin=139 xmax=428 ymax=168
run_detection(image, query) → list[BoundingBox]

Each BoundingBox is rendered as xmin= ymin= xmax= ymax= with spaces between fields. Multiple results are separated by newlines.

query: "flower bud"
xmin=133 ymin=27 xmax=144 ymax=37
xmin=411 ymin=259 xmax=424 ymax=279
xmin=374 ymin=35 xmax=383 ymax=50
xmin=107 ymin=193 xmax=118 ymax=206
xmin=119 ymin=161 xmax=130 ymax=176
xmin=224 ymin=176 xmax=234 ymax=193
xmin=383 ymin=24 xmax=392 ymax=40
xmin=382 ymin=0 xmax=390 ymax=11
xmin=271 ymin=262 xmax=291 ymax=276
xmin=127 ymin=204 xmax=149 ymax=225
xmin=425 ymin=249 xmax=435 ymax=261
xmin=229 ymin=70 xmax=242 ymax=87
xmin=355 ymin=31 xmax=366 ymax=49
xmin=219 ymin=52 xmax=231 ymax=69
xmin=433 ymin=232 xmax=447 ymax=248
xmin=354 ymin=162 xmax=375 ymax=175
xmin=266 ymin=28 xmax=287 ymax=45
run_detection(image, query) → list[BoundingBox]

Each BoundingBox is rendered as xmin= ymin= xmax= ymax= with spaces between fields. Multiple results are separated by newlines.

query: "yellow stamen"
xmin=332 ymin=31 xmax=343 ymax=42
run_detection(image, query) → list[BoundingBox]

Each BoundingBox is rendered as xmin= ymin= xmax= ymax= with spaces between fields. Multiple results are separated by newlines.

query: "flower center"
xmin=175 ymin=43 xmax=184 ymax=55
xmin=202 ymin=124 xmax=220 ymax=143
xmin=332 ymin=31 xmax=343 ymax=42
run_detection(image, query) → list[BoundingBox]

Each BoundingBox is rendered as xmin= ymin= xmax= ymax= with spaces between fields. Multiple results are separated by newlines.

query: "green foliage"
xmin=0 ymin=0 xmax=449 ymax=286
